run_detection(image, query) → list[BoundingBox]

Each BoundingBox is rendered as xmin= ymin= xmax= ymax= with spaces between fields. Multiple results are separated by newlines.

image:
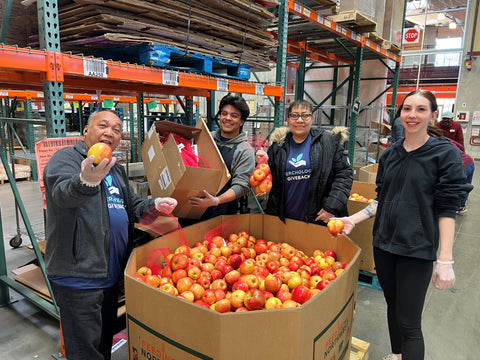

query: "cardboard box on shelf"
xmin=141 ymin=119 xmax=230 ymax=219
xmin=125 ymin=214 xmax=361 ymax=360
xmin=358 ymin=163 xmax=378 ymax=183
xmin=367 ymin=142 xmax=387 ymax=160
xmin=371 ymin=121 xmax=392 ymax=135
xmin=347 ymin=181 xmax=377 ymax=273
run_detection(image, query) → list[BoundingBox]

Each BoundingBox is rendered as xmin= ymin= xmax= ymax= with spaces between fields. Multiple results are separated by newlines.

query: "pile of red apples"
xmin=133 ymin=231 xmax=346 ymax=313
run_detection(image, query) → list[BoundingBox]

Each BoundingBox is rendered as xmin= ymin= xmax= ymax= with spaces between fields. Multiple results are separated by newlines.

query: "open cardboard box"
xmin=347 ymin=181 xmax=377 ymax=273
xmin=358 ymin=163 xmax=378 ymax=184
xmin=125 ymin=214 xmax=361 ymax=360
xmin=141 ymin=119 xmax=230 ymax=219
xmin=371 ymin=121 xmax=392 ymax=135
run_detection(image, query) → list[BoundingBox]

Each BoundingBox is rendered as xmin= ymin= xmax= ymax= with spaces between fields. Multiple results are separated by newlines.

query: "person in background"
xmin=44 ymin=110 xmax=177 ymax=360
xmin=188 ymin=94 xmax=255 ymax=218
xmin=390 ymin=106 xmax=405 ymax=143
xmin=337 ymin=90 xmax=472 ymax=360
xmin=435 ymin=110 xmax=465 ymax=147
xmin=264 ymin=99 xmax=353 ymax=225
xmin=447 ymin=136 xmax=475 ymax=214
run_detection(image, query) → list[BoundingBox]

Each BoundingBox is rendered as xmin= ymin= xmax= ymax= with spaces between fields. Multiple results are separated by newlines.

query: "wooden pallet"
xmin=350 ymin=337 xmax=370 ymax=360
xmin=327 ymin=10 xmax=377 ymax=33
xmin=386 ymin=42 xmax=402 ymax=55
xmin=364 ymin=32 xmax=387 ymax=47
xmin=0 ymin=176 xmax=30 ymax=185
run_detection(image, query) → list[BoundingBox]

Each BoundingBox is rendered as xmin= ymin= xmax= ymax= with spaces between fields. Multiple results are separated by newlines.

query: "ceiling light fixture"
xmin=437 ymin=13 xmax=446 ymax=21
xmin=449 ymin=21 xmax=457 ymax=29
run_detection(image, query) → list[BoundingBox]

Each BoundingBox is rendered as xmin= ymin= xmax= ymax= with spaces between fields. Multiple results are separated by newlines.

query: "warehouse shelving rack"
xmin=273 ymin=0 xmax=404 ymax=162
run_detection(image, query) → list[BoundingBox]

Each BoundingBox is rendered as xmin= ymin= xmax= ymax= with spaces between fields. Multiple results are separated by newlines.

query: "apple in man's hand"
xmin=87 ymin=142 xmax=112 ymax=164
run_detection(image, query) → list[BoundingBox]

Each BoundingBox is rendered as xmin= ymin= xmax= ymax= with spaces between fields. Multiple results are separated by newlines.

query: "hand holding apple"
xmin=80 ymin=145 xmax=116 ymax=186
xmin=328 ymin=217 xmax=355 ymax=236
xmin=327 ymin=219 xmax=344 ymax=237
xmin=87 ymin=142 xmax=112 ymax=164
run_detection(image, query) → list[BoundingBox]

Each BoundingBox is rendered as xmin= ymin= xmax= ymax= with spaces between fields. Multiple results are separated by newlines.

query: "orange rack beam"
xmin=0 ymin=45 xmax=283 ymax=101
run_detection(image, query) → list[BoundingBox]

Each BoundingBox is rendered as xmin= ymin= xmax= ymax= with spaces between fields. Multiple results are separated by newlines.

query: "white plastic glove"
xmin=255 ymin=149 xmax=268 ymax=164
xmin=80 ymin=155 xmax=116 ymax=187
xmin=432 ymin=261 xmax=455 ymax=290
xmin=188 ymin=190 xmax=219 ymax=208
xmin=329 ymin=216 xmax=356 ymax=236
xmin=154 ymin=197 xmax=178 ymax=214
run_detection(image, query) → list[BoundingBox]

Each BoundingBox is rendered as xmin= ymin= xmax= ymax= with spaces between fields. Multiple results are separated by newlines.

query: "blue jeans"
xmin=51 ymin=282 xmax=119 ymax=360
xmin=462 ymin=162 xmax=475 ymax=207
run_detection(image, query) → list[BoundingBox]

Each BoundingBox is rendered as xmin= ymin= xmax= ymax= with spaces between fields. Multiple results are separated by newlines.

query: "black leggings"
xmin=374 ymin=247 xmax=433 ymax=360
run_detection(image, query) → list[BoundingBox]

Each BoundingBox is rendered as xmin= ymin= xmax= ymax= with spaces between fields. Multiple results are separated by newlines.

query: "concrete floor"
xmin=0 ymin=163 xmax=479 ymax=360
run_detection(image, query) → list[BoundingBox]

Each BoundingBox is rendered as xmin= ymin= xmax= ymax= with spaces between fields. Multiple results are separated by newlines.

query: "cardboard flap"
xmin=162 ymin=134 xmax=186 ymax=183
xmin=196 ymin=118 xmax=231 ymax=192
xmin=141 ymin=127 xmax=168 ymax=196
xmin=153 ymin=120 xmax=201 ymax=140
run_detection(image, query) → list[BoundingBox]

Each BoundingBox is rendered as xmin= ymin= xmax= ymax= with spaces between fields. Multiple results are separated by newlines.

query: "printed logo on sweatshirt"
xmin=104 ymin=175 xmax=124 ymax=209
xmin=289 ymin=153 xmax=307 ymax=168
xmin=104 ymin=175 xmax=120 ymax=195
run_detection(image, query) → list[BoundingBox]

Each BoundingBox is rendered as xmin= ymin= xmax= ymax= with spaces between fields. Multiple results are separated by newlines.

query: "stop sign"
xmin=403 ymin=28 xmax=420 ymax=44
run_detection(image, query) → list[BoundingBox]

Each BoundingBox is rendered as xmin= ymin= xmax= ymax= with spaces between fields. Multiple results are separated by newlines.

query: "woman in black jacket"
xmin=265 ymin=99 xmax=353 ymax=225
xmin=340 ymin=90 xmax=473 ymax=360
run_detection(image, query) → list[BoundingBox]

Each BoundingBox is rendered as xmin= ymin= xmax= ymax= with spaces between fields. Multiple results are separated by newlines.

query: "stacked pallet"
xmin=0 ymin=163 xmax=31 ymax=183
xmin=49 ymin=0 xmax=277 ymax=72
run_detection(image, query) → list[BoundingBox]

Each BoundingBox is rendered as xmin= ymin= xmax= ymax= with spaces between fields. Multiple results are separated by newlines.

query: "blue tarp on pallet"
xmin=139 ymin=44 xmax=250 ymax=81
xmin=98 ymin=43 xmax=250 ymax=81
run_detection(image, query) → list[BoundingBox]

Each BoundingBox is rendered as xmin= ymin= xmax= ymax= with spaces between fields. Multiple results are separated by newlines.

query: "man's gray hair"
xmin=87 ymin=110 xmax=120 ymax=125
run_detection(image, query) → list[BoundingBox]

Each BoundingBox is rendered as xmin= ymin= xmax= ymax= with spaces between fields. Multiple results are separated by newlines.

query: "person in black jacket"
xmin=339 ymin=90 xmax=473 ymax=360
xmin=265 ymin=99 xmax=353 ymax=225
xmin=390 ymin=106 xmax=405 ymax=143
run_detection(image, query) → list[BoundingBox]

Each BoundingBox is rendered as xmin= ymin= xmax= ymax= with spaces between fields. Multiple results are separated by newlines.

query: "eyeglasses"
xmin=289 ymin=113 xmax=312 ymax=120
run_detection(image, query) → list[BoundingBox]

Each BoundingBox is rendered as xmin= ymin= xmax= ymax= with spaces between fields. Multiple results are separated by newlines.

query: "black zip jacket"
xmin=265 ymin=128 xmax=353 ymax=224
xmin=44 ymin=141 xmax=155 ymax=278
xmin=373 ymin=137 xmax=473 ymax=260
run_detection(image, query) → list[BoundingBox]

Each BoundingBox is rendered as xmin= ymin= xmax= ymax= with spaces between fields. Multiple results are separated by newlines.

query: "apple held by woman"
xmin=327 ymin=219 xmax=344 ymax=237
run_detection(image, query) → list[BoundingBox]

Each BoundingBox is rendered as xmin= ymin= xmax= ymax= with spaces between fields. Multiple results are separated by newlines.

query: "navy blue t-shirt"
xmin=49 ymin=170 xmax=129 ymax=289
xmin=284 ymin=134 xmax=312 ymax=221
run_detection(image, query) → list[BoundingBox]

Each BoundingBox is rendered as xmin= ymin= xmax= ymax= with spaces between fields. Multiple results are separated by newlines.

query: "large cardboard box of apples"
xmin=141 ymin=119 xmax=230 ymax=219
xmin=347 ymin=181 xmax=377 ymax=273
xmin=125 ymin=214 xmax=361 ymax=360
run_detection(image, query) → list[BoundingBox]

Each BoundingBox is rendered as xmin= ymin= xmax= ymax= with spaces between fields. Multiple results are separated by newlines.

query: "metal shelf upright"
xmin=273 ymin=0 xmax=403 ymax=163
